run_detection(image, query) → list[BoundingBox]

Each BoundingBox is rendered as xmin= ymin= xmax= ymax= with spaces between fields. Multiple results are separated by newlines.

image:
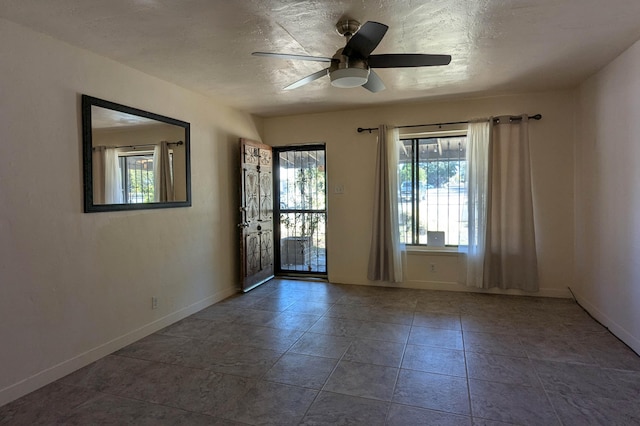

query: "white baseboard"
xmin=0 ymin=286 xmax=237 ymax=407
xmin=570 ymin=289 xmax=640 ymax=355
xmin=403 ymin=280 xmax=572 ymax=298
xmin=331 ymin=276 xmax=572 ymax=299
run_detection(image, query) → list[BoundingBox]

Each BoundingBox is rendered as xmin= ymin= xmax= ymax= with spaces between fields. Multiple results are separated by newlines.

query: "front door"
xmin=274 ymin=145 xmax=327 ymax=276
xmin=239 ymin=139 xmax=274 ymax=291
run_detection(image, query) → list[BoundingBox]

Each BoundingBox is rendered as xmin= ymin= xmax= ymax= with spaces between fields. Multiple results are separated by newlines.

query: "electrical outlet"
xmin=151 ymin=297 xmax=158 ymax=310
xmin=430 ymin=263 xmax=436 ymax=273
xmin=334 ymin=184 xmax=345 ymax=194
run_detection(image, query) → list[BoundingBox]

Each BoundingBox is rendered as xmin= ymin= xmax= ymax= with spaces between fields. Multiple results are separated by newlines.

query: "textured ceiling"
xmin=2 ymin=0 xmax=640 ymax=117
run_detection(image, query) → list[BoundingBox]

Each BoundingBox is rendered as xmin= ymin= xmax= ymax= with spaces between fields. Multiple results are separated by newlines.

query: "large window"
xmin=398 ymin=135 xmax=468 ymax=246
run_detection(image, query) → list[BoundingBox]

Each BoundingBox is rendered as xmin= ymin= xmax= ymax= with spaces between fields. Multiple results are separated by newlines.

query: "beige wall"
xmin=263 ymin=91 xmax=576 ymax=298
xmin=0 ymin=19 xmax=262 ymax=405
xmin=575 ymin=39 xmax=640 ymax=353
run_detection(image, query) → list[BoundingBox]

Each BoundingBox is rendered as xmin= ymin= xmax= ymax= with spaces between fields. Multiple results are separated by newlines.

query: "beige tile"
xmin=264 ymin=353 xmax=337 ymax=389
xmin=300 ymin=391 xmax=389 ymax=426
xmin=60 ymin=355 xmax=152 ymax=394
xmin=408 ymin=325 xmax=463 ymax=350
xmin=463 ymin=330 xmax=527 ymax=357
xmin=387 ymin=404 xmax=472 ymax=426
xmin=402 ymin=344 xmax=466 ymax=377
xmin=5 ymin=280 xmax=639 ymax=425
xmin=412 ymin=311 xmax=462 ymax=330
xmin=469 ymin=379 xmax=559 ymax=425
xmin=393 ymin=369 xmax=470 ymax=415
xmin=266 ymin=311 xmax=321 ymax=331
xmin=466 ymin=352 xmax=540 ymax=387
xmin=324 ymin=360 xmax=398 ymax=401
xmin=60 ymin=394 xmax=218 ymax=425
xmin=343 ymin=338 xmax=405 ymax=367
xmin=119 ymin=362 xmax=254 ymax=414
xmin=548 ymin=392 xmax=640 ymax=426
xmin=0 ymin=382 xmax=101 ymax=425
xmin=288 ymin=332 xmax=353 ymax=359
xmin=307 ymin=316 xmax=364 ymax=337
xmin=355 ymin=320 xmax=411 ymax=343
xmin=222 ymin=381 xmax=317 ymax=425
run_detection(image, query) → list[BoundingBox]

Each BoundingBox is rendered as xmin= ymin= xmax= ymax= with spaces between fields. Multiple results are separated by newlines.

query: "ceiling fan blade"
xmin=252 ymin=52 xmax=333 ymax=63
xmin=342 ymin=21 xmax=388 ymax=59
xmin=283 ymin=68 xmax=329 ymax=90
xmin=368 ymin=54 xmax=452 ymax=68
xmin=362 ymin=69 xmax=385 ymax=93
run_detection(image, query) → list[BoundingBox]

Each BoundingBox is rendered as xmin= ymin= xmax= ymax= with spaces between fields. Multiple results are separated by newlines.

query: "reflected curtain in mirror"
xmin=154 ymin=141 xmax=174 ymax=202
xmin=92 ymin=146 xmax=124 ymax=204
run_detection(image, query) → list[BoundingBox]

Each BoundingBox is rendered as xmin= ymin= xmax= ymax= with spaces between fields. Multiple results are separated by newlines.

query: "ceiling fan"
xmin=252 ymin=20 xmax=452 ymax=92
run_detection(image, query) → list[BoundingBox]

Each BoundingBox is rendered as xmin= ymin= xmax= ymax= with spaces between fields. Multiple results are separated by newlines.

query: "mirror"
xmin=82 ymin=95 xmax=191 ymax=212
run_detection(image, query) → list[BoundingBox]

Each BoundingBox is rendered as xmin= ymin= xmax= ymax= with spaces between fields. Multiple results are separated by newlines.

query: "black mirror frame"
xmin=81 ymin=94 xmax=192 ymax=213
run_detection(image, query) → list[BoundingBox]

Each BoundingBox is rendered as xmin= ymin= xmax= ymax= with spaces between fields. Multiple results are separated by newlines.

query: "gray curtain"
xmin=483 ymin=115 xmax=539 ymax=291
xmin=368 ymin=125 xmax=403 ymax=283
xmin=154 ymin=141 xmax=174 ymax=202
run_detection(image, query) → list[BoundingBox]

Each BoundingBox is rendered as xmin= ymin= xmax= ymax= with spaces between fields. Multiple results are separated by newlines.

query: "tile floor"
xmin=2 ymin=278 xmax=640 ymax=425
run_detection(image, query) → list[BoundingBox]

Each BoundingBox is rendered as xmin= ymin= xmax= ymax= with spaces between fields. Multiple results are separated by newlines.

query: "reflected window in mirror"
xmin=82 ymin=95 xmax=191 ymax=212
xmin=117 ymin=148 xmax=174 ymax=204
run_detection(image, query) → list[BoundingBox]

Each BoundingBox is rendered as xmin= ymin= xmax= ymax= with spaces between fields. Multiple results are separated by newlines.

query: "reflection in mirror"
xmin=82 ymin=95 xmax=191 ymax=212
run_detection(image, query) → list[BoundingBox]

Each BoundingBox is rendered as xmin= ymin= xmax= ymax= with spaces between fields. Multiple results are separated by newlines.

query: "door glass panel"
xmin=276 ymin=146 xmax=327 ymax=275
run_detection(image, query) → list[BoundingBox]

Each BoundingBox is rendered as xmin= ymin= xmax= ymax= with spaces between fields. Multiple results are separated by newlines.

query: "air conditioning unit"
xmin=280 ymin=237 xmax=311 ymax=266
xmin=427 ymin=231 xmax=445 ymax=247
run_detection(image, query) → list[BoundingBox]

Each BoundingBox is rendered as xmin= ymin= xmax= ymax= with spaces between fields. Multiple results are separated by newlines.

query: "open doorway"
xmin=274 ymin=145 xmax=327 ymax=277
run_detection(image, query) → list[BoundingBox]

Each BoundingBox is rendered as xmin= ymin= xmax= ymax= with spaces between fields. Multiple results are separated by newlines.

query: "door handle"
xmin=237 ymin=222 xmax=249 ymax=228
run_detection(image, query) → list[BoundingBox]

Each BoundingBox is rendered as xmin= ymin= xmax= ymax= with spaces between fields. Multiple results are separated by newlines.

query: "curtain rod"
xmin=356 ymin=114 xmax=542 ymax=134
xmin=93 ymin=141 xmax=183 ymax=150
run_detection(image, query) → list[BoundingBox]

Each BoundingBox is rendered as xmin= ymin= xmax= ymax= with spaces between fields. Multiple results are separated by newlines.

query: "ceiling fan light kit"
xmin=253 ymin=19 xmax=451 ymax=92
xmin=330 ymin=67 xmax=370 ymax=88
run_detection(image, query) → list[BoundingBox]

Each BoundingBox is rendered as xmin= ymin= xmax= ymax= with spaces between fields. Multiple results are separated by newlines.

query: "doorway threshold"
xmin=276 ymin=273 xmax=328 ymax=282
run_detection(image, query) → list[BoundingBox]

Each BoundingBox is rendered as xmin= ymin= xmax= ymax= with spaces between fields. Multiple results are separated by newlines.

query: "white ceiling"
xmin=91 ymin=106 xmax=158 ymax=129
xmin=2 ymin=0 xmax=640 ymax=117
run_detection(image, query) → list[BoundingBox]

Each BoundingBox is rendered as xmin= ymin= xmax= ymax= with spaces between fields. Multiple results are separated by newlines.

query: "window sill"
xmin=405 ymin=246 xmax=461 ymax=257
